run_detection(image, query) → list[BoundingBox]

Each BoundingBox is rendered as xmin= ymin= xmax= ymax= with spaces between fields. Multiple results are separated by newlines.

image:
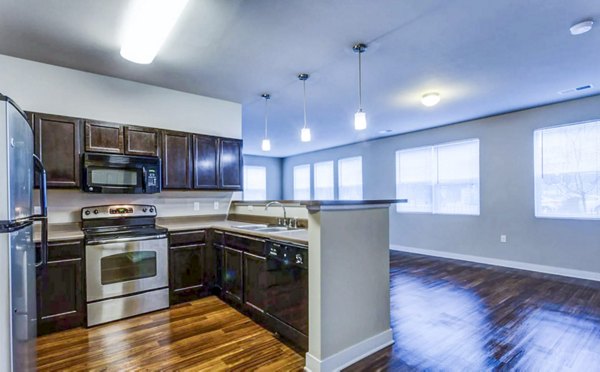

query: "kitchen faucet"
xmin=265 ymin=201 xmax=290 ymax=227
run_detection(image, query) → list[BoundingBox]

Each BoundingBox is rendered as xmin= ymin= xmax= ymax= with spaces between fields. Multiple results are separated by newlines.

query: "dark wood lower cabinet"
xmin=223 ymin=246 xmax=243 ymax=304
xmin=169 ymin=244 xmax=206 ymax=305
xmin=36 ymin=240 xmax=84 ymax=336
xmin=243 ymin=252 xmax=267 ymax=315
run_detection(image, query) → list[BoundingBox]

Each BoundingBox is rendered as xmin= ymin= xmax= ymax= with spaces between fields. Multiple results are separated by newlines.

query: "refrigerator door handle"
xmin=32 ymin=154 xmax=48 ymax=267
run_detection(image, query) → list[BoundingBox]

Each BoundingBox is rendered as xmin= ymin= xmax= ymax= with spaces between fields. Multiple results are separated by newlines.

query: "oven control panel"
xmin=81 ymin=204 xmax=157 ymax=219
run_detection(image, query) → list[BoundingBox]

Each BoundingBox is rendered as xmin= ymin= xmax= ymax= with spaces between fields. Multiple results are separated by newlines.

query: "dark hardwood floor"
xmin=346 ymin=250 xmax=600 ymax=371
xmin=36 ymin=296 xmax=304 ymax=371
xmin=37 ymin=251 xmax=600 ymax=371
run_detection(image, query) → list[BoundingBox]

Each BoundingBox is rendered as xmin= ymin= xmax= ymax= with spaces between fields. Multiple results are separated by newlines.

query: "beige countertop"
xmin=156 ymin=216 xmax=308 ymax=245
xmin=33 ymin=222 xmax=84 ymax=243
xmin=33 ymin=216 xmax=308 ymax=245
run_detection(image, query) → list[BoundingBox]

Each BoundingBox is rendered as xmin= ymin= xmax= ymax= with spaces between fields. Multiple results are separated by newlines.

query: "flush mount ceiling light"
xmin=120 ymin=0 xmax=189 ymax=64
xmin=261 ymin=94 xmax=271 ymax=152
xmin=298 ymin=73 xmax=312 ymax=142
xmin=570 ymin=20 xmax=594 ymax=35
xmin=421 ymin=92 xmax=441 ymax=107
xmin=353 ymin=43 xmax=368 ymax=131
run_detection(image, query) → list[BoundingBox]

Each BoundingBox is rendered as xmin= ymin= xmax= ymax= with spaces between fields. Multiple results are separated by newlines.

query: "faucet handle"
xmin=288 ymin=218 xmax=298 ymax=229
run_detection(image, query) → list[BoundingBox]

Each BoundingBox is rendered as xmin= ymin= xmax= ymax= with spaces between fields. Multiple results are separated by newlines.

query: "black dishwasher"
xmin=265 ymin=241 xmax=308 ymax=350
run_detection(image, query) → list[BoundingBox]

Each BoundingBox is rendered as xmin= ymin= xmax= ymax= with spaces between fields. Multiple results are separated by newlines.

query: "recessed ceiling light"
xmin=570 ymin=20 xmax=594 ymax=35
xmin=421 ymin=92 xmax=441 ymax=107
xmin=120 ymin=0 xmax=189 ymax=64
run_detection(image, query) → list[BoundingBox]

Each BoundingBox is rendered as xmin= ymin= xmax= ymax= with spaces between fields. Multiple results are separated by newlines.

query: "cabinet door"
xmin=193 ymin=135 xmax=219 ymax=189
xmin=85 ymin=121 xmax=124 ymax=154
xmin=219 ymin=138 xmax=243 ymax=190
xmin=243 ymin=252 xmax=267 ymax=314
xmin=36 ymin=241 xmax=84 ymax=336
xmin=170 ymin=244 xmax=206 ymax=305
xmin=223 ymin=246 xmax=243 ymax=304
xmin=32 ymin=113 xmax=81 ymax=188
xmin=161 ymin=131 xmax=192 ymax=189
xmin=124 ymin=126 xmax=159 ymax=156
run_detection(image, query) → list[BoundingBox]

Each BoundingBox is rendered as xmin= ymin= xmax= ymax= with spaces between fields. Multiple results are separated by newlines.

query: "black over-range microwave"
xmin=82 ymin=153 xmax=161 ymax=194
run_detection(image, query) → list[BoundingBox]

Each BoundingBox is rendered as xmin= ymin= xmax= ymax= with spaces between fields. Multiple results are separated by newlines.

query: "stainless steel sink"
xmin=232 ymin=224 xmax=269 ymax=231
xmin=232 ymin=224 xmax=303 ymax=233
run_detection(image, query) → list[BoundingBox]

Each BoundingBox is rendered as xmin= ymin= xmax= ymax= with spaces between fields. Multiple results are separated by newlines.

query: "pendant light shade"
xmin=261 ymin=93 xmax=271 ymax=152
xmin=354 ymin=110 xmax=367 ymax=130
xmin=261 ymin=138 xmax=271 ymax=152
xmin=301 ymin=127 xmax=311 ymax=142
xmin=353 ymin=43 xmax=367 ymax=131
xmin=298 ymin=73 xmax=312 ymax=143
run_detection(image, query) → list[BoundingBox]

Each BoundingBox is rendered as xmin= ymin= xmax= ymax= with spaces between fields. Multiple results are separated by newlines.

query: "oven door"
xmin=83 ymin=165 xmax=144 ymax=193
xmin=86 ymin=237 xmax=168 ymax=302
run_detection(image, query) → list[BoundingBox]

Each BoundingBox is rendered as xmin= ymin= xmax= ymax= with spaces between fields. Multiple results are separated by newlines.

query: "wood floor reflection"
xmin=36 ymin=296 xmax=304 ymax=371
xmin=346 ymin=250 xmax=600 ymax=371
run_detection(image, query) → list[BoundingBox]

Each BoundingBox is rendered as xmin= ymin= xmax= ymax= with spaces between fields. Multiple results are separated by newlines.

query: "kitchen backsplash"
xmin=36 ymin=190 xmax=239 ymax=223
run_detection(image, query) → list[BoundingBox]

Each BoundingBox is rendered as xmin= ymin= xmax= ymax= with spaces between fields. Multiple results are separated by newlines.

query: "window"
xmin=293 ymin=164 xmax=311 ymax=200
xmin=534 ymin=121 xmax=600 ymax=219
xmin=396 ymin=139 xmax=480 ymax=215
xmin=314 ymin=161 xmax=334 ymax=200
xmin=243 ymin=166 xmax=266 ymax=201
xmin=338 ymin=156 xmax=363 ymax=200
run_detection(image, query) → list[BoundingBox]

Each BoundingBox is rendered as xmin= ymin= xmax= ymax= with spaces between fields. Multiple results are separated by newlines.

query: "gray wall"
xmin=244 ymin=155 xmax=283 ymax=200
xmin=282 ymin=94 xmax=600 ymax=274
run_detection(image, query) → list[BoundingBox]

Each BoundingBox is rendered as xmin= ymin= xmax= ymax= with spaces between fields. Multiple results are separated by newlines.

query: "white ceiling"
xmin=0 ymin=0 xmax=598 ymax=157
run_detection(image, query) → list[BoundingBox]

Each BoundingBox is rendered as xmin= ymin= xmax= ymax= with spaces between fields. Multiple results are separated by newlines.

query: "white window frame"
xmin=396 ymin=139 xmax=480 ymax=215
xmin=293 ymin=164 xmax=311 ymax=200
xmin=314 ymin=160 xmax=335 ymax=200
xmin=337 ymin=156 xmax=363 ymax=200
xmin=243 ymin=165 xmax=267 ymax=201
xmin=534 ymin=120 xmax=600 ymax=220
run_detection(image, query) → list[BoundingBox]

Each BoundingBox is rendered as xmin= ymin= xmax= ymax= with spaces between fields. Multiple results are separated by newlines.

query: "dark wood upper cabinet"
xmin=31 ymin=112 xmax=81 ymax=188
xmin=193 ymin=135 xmax=219 ymax=189
xmin=219 ymin=138 xmax=243 ymax=190
xmin=161 ymin=130 xmax=192 ymax=189
xmin=124 ymin=126 xmax=159 ymax=156
xmin=36 ymin=240 xmax=84 ymax=335
xmin=85 ymin=121 xmax=124 ymax=154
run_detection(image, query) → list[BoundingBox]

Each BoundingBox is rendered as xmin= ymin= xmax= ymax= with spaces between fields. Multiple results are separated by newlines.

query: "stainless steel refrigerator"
xmin=0 ymin=94 xmax=48 ymax=372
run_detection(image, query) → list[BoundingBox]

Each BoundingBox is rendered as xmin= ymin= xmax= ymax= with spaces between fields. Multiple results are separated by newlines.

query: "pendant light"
xmin=353 ymin=43 xmax=367 ymax=130
xmin=298 ymin=73 xmax=311 ymax=142
xmin=261 ymin=93 xmax=271 ymax=152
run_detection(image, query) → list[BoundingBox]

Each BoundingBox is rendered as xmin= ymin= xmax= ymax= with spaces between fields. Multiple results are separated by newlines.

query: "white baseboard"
xmin=304 ymin=329 xmax=394 ymax=372
xmin=390 ymin=244 xmax=600 ymax=282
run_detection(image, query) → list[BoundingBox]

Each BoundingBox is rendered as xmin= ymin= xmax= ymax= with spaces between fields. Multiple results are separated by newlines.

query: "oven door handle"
xmin=86 ymin=234 xmax=167 ymax=245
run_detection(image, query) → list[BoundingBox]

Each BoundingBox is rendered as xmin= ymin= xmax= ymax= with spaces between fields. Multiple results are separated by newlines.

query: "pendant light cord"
xmin=264 ymin=96 xmax=269 ymax=138
xmin=303 ymin=80 xmax=308 ymax=129
xmin=358 ymin=50 xmax=363 ymax=111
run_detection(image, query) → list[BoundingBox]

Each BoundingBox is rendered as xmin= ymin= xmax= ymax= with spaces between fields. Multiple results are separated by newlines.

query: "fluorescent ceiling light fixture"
xmin=570 ymin=20 xmax=594 ymax=35
xmin=421 ymin=92 xmax=441 ymax=107
xmin=301 ymin=127 xmax=312 ymax=142
xmin=120 ymin=0 xmax=189 ymax=64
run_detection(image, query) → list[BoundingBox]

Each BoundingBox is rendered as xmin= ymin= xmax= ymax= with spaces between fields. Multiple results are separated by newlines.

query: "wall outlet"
xmin=247 ymin=205 xmax=254 ymax=211
xmin=500 ymin=234 xmax=507 ymax=243
xmin=213 ymin=201 xmax=219 ymax=210
xmin=193 ymin=202 xmax=200 ymax=211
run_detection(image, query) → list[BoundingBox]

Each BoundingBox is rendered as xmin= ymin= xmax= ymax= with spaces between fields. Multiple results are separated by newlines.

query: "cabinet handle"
xmin=225 ymin=232 xmax=266 ymax=243
xmin=244 ymin=252 xmax=266 ymax=261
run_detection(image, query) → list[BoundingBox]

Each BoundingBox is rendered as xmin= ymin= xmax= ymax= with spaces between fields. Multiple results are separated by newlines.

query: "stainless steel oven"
xmin=82 ymin=204 xmax=169 ymax=326
xmin=82 ymin=153 xmax=161 ymax=194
